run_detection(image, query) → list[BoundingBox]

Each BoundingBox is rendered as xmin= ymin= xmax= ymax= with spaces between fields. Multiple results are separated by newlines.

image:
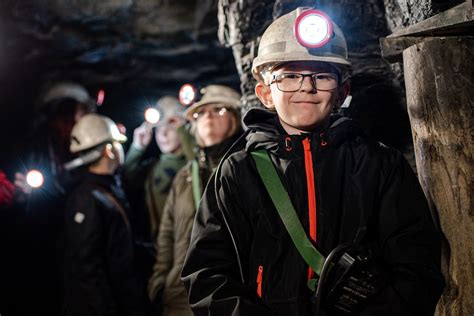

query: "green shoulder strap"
xmin=250 ymin=150 xmax=325 ymax=290
xmin=191 ymin=160 xmax=202 ymax=210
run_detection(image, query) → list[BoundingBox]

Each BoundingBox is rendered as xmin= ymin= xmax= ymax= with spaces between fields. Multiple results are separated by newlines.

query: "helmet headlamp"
xmin=294 ymin=9 xmax=333 ymax=48
xmin=96 ymin=89 xmax=105 ymax=106
xmin=179 ymin=84 xmax=197 ymax=106
xmin=144 ymin=107 xmax=161 ymax=125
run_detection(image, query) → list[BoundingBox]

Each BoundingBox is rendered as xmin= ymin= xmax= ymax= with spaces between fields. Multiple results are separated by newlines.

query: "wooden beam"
xmin=380 ymin=2 xmax=473 ymax=61
xmin=380 ymin=37 xmax=424 ymax=62
xmin=403 ymin=36 xmax=474 ymax=316
xmin=388 ymin=1 xmax=472 ymax=38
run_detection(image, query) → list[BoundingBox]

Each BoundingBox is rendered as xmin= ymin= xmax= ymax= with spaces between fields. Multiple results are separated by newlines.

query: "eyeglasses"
xmin=270 ymin=72 xmax=338 ymax=92
xmin=192 ymin=106 xmax=229 ymax=120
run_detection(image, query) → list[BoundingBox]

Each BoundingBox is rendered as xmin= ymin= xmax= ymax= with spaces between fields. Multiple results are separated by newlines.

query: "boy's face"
xmin=256 ymin=61 xmax=346 ymax=135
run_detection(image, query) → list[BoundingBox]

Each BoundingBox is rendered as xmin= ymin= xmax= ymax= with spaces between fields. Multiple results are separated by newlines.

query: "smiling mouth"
xmin=293 ymin=101 xmax=319 ymax=105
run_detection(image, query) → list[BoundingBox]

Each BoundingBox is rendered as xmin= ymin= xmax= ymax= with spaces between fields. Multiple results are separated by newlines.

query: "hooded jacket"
xmin=181 ymin=108 xmax=444 ymax=316
xmin=148 ymin=133 xmax=243 ymax=316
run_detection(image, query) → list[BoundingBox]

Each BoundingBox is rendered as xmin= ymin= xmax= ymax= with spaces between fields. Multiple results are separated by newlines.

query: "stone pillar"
xmin=403 ymin=36 xmax=474 ymax=315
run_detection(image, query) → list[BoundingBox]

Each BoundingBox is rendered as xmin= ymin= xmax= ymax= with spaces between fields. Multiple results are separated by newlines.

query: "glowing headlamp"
xmin=144 ymin=107 xmax=161 ymax=125
xmin=294 ymin=9 xmax=333 ymax=48
xmin=26 ymin=170 xmax=44 ymax=188
xmin=179 ymin=84 xmax=196 ymax=106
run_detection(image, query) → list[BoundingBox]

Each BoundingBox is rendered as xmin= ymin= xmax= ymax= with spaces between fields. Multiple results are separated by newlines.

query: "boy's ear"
xmin=104 ymin=143 xmax=115 ymax=160
xmin=255 ymin=82 xmax=275 ymax=109
xmin=334 ymin=81 xmax=350 ymax=111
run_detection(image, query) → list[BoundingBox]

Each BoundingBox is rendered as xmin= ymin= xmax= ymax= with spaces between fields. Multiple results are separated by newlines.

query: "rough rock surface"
xmin=0 ymin=0 xmax=239 ymax=156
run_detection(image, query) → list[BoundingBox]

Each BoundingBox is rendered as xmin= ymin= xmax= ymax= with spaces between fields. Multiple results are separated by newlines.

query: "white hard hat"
xmin=70 ymin=113 xmax=127 ymax=153
xmin=184 ymin=85 xmax=241 ymax=121
xmin=156 ymin=96 xmax=185 ymax=120
xmin=252 ymin=7 xmax=351 ymax=84
xmin=40 ymin=82 xmax=95 ymax=110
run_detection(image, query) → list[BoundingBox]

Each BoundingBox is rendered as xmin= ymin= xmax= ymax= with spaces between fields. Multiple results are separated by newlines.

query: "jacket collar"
xmin=243 ymin=107 xmax=364 ymax=156
xmin=197 ymin=131 xmax=244 ymax=169
xmin=83 ymin=171 xmax=117 ymax=189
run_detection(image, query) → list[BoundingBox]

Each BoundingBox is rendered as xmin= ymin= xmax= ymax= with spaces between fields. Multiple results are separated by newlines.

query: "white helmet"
xmin=70 ymin=113 xmax=127 ymax=154
xmin=184 ymin=85 xmax=241 ymax=121
xmin=156 ymin=96 xmax=185 ymax=120
xmin=39 ymin=82 xmax=95 ymax=111
xmin=252 ymin=7 xmax=351 ymax=84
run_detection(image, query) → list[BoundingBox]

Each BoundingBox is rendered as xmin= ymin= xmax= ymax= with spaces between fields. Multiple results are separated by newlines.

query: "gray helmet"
xmin=70 ymin=113 xmax=127 ymax=154
xmin=252 ymin=7 xmax=351 ymax=84
xmin=156 ymin=96 xmax=185 ymax=121
xmin=39 ymin=82 xmax=95 ymax=111
xmin=184 ymin=85 xmax=241 ymax=121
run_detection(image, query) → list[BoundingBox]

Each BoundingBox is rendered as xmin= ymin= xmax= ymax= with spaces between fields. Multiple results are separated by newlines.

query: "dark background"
xmin=0 ymin=0 xmax=240 ymax=176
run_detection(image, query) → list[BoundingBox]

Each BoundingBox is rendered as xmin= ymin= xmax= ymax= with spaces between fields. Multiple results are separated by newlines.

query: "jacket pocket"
xmin=256 ymin=265 xmax=263 ymax=298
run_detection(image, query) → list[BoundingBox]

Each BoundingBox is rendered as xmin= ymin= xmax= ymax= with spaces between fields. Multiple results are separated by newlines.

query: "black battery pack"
xmin=317 ymin=245 xmax=387 ymax=315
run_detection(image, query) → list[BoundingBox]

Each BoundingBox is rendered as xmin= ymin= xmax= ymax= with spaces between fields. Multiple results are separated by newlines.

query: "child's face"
xmin=257 ymin=61 xmax=341 ymax=135
xmin=155 ymin=116 xmax=183 ymax=154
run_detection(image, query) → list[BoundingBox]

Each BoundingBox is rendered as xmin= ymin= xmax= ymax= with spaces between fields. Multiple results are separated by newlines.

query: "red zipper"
xmin=302 ymin=137 xmax=317 ymax=280
xmin=256 ymin=265 xmax=263 ymax=298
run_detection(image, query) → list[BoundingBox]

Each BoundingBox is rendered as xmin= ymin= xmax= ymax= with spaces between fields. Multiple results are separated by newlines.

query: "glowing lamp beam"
xmin=294 ymin=10 xmax=333 ymax=48
xmin=26 ymin=170 xmax=44 ymax=188
xmin=145 ymin=108 xmax=161 ymax=124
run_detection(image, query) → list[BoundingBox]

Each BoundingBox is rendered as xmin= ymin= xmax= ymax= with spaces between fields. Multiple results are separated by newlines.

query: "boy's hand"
xmin=13 ymin=172 xmax=31 ymax=204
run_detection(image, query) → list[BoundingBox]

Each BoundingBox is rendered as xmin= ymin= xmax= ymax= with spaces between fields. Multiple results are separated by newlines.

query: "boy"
xmin=63 ymin=114 xmax=144 ymax=316
xmin=182 ymin=7 xmax=444 ymax=316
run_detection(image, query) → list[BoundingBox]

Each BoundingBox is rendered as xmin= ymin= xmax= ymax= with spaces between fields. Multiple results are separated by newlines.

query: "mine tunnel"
xmin=0 ymin=1 xmax=472 ymax=315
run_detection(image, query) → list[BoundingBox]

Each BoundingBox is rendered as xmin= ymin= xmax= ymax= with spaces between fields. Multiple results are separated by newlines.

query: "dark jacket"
xmin=148 ymin=133 xmax=243 ymax=316
xmin=181 ymin=108 xmax=445 ymax=316
xmin=63 ymin=172 xmax=144 ymax=316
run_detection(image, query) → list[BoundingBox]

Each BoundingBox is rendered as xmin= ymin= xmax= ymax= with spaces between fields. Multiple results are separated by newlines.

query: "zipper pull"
xmin=319 ymin=132 xmax=327 ymax=146
xmin=284 ymin=136 xmax=293 ymax=151
xmin=256 ymin=265 xmax=263 ymax=298
xmin=302 ymin=137 xmax=311 ymax=151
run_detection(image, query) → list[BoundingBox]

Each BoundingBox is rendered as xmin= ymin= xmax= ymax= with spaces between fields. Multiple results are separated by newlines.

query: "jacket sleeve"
xmin=122 ymin=145 xmax=153 ymax=192
xmin=148 ymin=182 xmax=176 ymax=300
xmin=363 ymin=152 xmax=445 ymax=315
xmin=181 ymin=159 xmax=273 ymax=316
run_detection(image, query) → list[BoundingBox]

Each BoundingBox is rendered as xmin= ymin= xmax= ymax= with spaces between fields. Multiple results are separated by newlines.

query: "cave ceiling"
xmin=0 ymin=0 xmax=462 ymax=160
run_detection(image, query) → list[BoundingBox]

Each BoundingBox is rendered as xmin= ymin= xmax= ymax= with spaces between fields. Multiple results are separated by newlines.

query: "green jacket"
xmin=123 ymin=146 xmax=187 ymax=239
xmin=122 ymin=125 xmax=195 ymax=240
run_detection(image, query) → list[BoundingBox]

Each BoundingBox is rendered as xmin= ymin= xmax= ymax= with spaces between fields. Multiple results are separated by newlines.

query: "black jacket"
xmin=63 ymin=172 xmax=144 ymax=316
xmin=181 ymin=108 xmax=445 ymax=316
